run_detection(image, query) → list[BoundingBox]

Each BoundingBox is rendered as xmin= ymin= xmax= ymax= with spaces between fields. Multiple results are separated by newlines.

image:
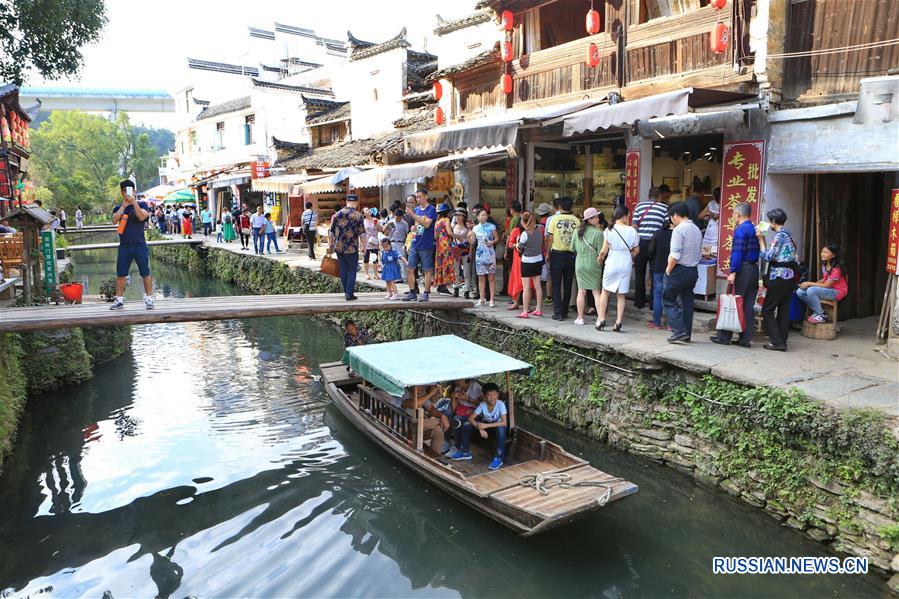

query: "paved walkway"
xmin=194 ymin=236 xmax=899 ymax=416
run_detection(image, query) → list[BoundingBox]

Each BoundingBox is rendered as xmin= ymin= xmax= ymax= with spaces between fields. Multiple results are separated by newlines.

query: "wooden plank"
xmin=0 ymin=293 xmax=473 ymax=333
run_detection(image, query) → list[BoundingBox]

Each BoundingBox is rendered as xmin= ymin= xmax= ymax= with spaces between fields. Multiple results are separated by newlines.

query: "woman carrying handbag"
xmin=596 ymin=205 xmax=639 ymax=332
xmin=758 ymin=208 xmax=800 ymax=351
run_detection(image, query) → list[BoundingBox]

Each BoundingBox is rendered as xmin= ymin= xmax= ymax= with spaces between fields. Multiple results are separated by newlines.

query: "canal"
xmin=0 ymin=253 xmax=884 ymax=597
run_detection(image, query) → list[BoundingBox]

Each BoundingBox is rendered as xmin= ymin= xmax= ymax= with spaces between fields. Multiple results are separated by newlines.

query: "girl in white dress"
xmin=597 ymin=205 xmax=640 ymax=332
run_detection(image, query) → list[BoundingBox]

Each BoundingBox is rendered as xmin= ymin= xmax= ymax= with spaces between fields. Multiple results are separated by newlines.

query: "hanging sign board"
xmin=624 ymin=151 xmax=640 ymax=216
xmin=716 ymin=140 xmax=765 ymax=278
xmin=250 ymin=161 xmax=269 ymax=179
xmin=41 ymin=230 xmax=57 ymax=293
xmin=887 ymin=189 xmax=899 ymax=274
xmin=505 ymin=160 xmax=517 ymax=212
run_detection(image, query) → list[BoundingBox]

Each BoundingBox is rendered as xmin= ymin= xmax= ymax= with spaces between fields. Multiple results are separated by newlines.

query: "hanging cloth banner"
xmin=887 ymin=189 xmax=899 ymax=274
xmin=716 ymin=140 xmax=765 ymax=278
xmin=625 ymin=151 xmax=640 ymax=216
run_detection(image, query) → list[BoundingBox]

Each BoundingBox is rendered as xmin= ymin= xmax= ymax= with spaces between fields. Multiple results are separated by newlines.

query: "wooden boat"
xmin=321 ymin=335 xmax=638 ymax=536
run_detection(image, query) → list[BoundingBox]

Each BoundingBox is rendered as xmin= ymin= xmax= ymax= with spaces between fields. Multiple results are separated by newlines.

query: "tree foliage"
xmin=29 ymin=111 xmax=163 ymax=215
xmin=0 ymin=0 xmax=107 ymax=85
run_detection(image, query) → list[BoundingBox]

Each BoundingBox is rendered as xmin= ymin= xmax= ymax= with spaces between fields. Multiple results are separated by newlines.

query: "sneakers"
xmin=449 ymin=450 xmax=472 ymax=461
xmin=144 ymin=295 xmax=155 ymax=310
xmin=389 ymin=293 xmax=403 ymax=301
xmin=402 ymin=292 xmax=418 ymax=302
xmin=384 ymin=293 xmax=393 ymax=300
xmin=488 ymin=301 xmax=495 ymax=308
xmin=574 ymin=318 xmax=585 ymax=325
xmin=807 ymin=313 xmax=827 ymax=324
xmin=109 ymin=297 xmax=125 ymax=310
xmin=418 ymin=292 xmax=430 ymax=302
xmin=476 ymin=299 xmax=485 ymax=307
xmin=442 ymin=444 xmax=456 ymax=456
xmin=488 ymin=456 xmax=503 ymax=470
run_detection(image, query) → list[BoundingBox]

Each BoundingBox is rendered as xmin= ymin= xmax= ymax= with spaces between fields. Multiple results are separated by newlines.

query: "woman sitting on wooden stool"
xmin=797 ymin=243 xmax=848 ymax=324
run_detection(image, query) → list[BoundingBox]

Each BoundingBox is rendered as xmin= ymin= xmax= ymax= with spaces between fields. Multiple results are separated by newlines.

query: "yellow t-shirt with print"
xmin=549 ymin=213 xmax=580 ymax=252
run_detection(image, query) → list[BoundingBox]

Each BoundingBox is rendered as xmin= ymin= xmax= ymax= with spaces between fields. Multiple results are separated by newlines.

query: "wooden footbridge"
xmin=65 ymin=239 xmax=204 ymax=252
xmin=0 ymin=293 xmax=471 ymax=333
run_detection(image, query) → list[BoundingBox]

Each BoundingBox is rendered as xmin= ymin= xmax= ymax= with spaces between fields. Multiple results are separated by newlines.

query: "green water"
xmin=0 ymin=251 xmax=885 ymax=597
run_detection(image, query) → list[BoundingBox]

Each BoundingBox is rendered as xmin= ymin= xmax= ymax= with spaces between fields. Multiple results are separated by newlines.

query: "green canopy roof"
xmin=342 ymin=335 xmax=533 ymax=397
xmin=162 ymin=188 xmax=195 ymax=204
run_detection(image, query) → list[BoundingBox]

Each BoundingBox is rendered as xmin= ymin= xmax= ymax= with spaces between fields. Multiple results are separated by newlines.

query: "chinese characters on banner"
xmin=887 ymin=189 xmax=899 ymax=274
xmin=41 ymin=230 xmax=57 ymax=293
xmin=250 ymin=161 xmax=269 ymax=179
xmin=505 ymin=159 xmax=518 ymax=212
xmin=625 ymin=151 xmax=640 ymax=215
xmin=716 ymin=140 xmax=766 ymax=278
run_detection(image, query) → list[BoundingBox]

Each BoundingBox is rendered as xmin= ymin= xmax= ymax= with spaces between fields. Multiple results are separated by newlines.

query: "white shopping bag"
xmin=716 ymin=286 xmax=745 ymax=333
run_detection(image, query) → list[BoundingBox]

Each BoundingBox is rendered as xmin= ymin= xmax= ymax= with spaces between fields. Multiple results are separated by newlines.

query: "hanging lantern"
xmin=585 ymin=9 xmax=601 ymax=35
xmin=435 ymin=106 xmax=445 ymax=125
xmin=432 ymin=80 xmax=443 ymax=101
xmin=502 ymin=41 xmax=514 ymax=63
xmin=710 ymin=22 xmax=729 ymax=54
xmin=501 ymin=73 xmax=513 ymax=95
xmin=586 ymin=43 xmax=601 ymax=67
xmin=500 ymin=10 xmax=514 ymax=31
xmin=710 ymin=0 xmax=727 ymax=9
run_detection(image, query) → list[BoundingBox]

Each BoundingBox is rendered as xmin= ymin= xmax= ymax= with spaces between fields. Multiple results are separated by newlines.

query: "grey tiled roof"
xmin=427 ymin=44 xmax=500 ymax=83
xmin=197 ymin=96 xmax=251 ymax=120
xmin=306 ymin=102 xmax=350 ymax=125
xmin=434 ymin=10 xmax=493 ymax=35
xmin=250 ymin=78 xmax=334 ymax=97
xmin=348 ymin=28 xmax=412 ymax=61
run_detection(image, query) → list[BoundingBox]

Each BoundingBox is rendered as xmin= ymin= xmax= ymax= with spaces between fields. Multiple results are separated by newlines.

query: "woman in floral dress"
xmin=433 ymin=203 xmax=455 ymax=294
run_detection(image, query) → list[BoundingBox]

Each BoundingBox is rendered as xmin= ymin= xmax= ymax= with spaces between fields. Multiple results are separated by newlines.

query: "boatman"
xmin=110 ymin=179 xmax=155 ymax=310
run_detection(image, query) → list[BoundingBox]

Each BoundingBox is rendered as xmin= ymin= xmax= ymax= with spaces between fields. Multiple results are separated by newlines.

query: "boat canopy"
xmin=342 ymin=335 xmax=534 ymax=397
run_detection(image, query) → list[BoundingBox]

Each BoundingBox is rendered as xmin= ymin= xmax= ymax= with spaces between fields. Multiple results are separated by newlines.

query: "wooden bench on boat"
xmin=321 ymin=335 xmax=638 ymax=536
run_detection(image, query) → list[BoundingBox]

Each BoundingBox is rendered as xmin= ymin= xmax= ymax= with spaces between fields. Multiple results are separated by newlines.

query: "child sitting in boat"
xmin=441 ymin=379 xmax=483 ymax=455
xmin=450 ymin=382 xmax=507 ymax=470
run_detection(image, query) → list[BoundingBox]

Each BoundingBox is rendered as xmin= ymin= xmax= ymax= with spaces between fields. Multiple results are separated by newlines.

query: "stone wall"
xmin=152 ymin=244 xmax=899 ymax=590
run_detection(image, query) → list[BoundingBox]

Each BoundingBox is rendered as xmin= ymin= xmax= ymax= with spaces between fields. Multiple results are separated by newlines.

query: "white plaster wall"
xmin=768 ymin=116 xmax=899 ymax=174
xmin=252 ymin=88 xmax=312 ymax=148
xmin=337 ymin=47 xmax=407 ymax=139
xmin=763 ymin=174 xmax=805 ymax=250
xmin=432 ymin=22 xmax=500 ymax=70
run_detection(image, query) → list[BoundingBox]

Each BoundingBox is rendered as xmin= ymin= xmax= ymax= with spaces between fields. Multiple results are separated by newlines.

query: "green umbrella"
xmin=162 ymin=188 xmax=195 ymax=204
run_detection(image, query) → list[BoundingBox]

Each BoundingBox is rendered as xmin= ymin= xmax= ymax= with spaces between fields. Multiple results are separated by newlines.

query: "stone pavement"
xmin=197 ymin=236 xmax=899 ymax=416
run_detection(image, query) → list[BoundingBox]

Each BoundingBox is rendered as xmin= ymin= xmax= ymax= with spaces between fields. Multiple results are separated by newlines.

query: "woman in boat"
xmin=450 ymin=382 xmax=507 ymax=471
xmin=393 ymin=385 xmax=449 ymax=454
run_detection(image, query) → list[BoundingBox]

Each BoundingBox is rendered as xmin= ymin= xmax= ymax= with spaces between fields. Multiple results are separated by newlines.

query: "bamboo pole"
xmin=414 ymin=386 xmax=424 ymax=452
xmin=506 ymin=371 xmax=515 ymax=431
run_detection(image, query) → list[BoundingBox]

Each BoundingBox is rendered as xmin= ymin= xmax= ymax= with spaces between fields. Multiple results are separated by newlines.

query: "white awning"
xmin=210 ymin=170 xmax=251 ymax=188
xmin=251 ymin=173 xmax=307 ymax=194
xmin=404 ymin=99 xmax=603 ymax=155
xmin=558 ymin=88 xmax=693 ymax=136
xmin=295 ymin=175 xmax=344 ymax=195
xmin=350 ymin=146 xmax=512 ymax=189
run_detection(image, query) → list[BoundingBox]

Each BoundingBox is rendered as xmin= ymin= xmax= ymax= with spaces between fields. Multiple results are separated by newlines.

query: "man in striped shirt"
xmin=301 ymin=202 xmax=318 ymax=259
xmin=632 ymin=187 xmax=668 ymax=309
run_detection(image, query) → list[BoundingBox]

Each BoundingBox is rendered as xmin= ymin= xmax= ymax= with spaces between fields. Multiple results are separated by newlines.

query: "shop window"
xmin=524 ymin=0 xmax=606 ymax=53
xmin=244 ymin=114 xmax=255 ymax=145
xmin=188 ymin=129 xmax=197 ymax=153
xmin=634 ymin=0 xmax=712 ymax=25
xmin=215 ymin=122 xmax=225 ymax=149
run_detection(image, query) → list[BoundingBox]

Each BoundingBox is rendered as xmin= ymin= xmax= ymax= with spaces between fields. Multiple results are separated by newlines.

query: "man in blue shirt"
xmin=200 ymin=207 xmax=213 ymax=237
xmin=710 ymin=202 xmax=759 ymax=348
xmin=403 ymin=188 xmax=437 ymax=302
xmin=110 ymin=180 xmax=154 ymax=310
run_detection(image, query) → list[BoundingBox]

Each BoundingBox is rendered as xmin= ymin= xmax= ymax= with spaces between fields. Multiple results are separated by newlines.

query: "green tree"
xmin=29 ymin=110 xmax=162 ymax=216
xmin=0 ymin=0 xmax=107 ymax=85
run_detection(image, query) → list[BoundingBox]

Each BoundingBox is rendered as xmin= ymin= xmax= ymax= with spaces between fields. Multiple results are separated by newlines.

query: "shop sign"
xmin=887 ymin=189 xmax=899 ymax=274
xmin=427 ymin=171 xmax=455 ymax=193
xmin=505 ymin=160 xmax=517 ymax=211
xmin=624 ymin=151 xmax=640 ymax=215
xmin=0 ymin=158 xmax=9 ymax=197
xmin=250 ymin=161 xmax=269 ymax=179
xmin=716 ymin=140 xmax=765 ymax=278
xmin=41 ymin=230 xmax=57 ymax=293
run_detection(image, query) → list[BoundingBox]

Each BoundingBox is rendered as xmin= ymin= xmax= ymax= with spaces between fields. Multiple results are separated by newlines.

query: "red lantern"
xmin=585 ymin=9 xmax=601 ymax=35
xmin=501 ymin=73 xmax=513 ymax=95
xmin=586 ymin=43 xmax=601 ymax=67
xmin=500 ymin=10 xmax=514 ymax=31
xmin=432 ymin=81 xmax=443 ymax=101
xmin=435 ymin=106 xmax=445 ymax=125
xmin=710 ymin=0 xmax=727 ymax=8
xmin=502 ymin=41 xmax=514 ymax=63
xmin=710 ymin=22 xmax=729 ymax=54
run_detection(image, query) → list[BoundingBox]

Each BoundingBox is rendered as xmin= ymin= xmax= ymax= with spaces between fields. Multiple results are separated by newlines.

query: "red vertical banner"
xmin=625 ymin=151 xmax=640 ymax=216
xmin=505 ymin=159 xmax=517 ymax=212
xmin=887 ymin=189 xmax=899 ymax=274
xmin=716 ymin=140 xmax=765 ymax=278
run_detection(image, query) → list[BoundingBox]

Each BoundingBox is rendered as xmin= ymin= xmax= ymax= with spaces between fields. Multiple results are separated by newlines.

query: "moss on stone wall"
xmin=82 ymin=326 xmax=133 ymax=365
xmin=0 ymin=333 xmax=27 ymax=470
xmin=19 ymin=329 xmax=93 ymax=395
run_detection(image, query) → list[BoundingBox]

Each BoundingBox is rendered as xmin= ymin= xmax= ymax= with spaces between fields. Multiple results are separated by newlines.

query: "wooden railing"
xmin=0 ymin=234 xmax=24 ymax=272
xmin=358 ymin=385 xmax=422 ymax=451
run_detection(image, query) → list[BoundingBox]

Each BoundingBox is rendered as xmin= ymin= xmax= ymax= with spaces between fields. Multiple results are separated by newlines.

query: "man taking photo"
xmin=110 ymin=179 xmax=154 ymax=310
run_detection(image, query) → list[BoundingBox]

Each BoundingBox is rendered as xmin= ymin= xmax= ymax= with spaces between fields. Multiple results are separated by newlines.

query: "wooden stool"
xmin=801 ymin=300 xmax=838 ymax=340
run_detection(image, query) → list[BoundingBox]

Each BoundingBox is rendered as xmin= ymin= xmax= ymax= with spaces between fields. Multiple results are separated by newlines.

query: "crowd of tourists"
xmin=328 ymin=186 xmax=848 ymax=352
